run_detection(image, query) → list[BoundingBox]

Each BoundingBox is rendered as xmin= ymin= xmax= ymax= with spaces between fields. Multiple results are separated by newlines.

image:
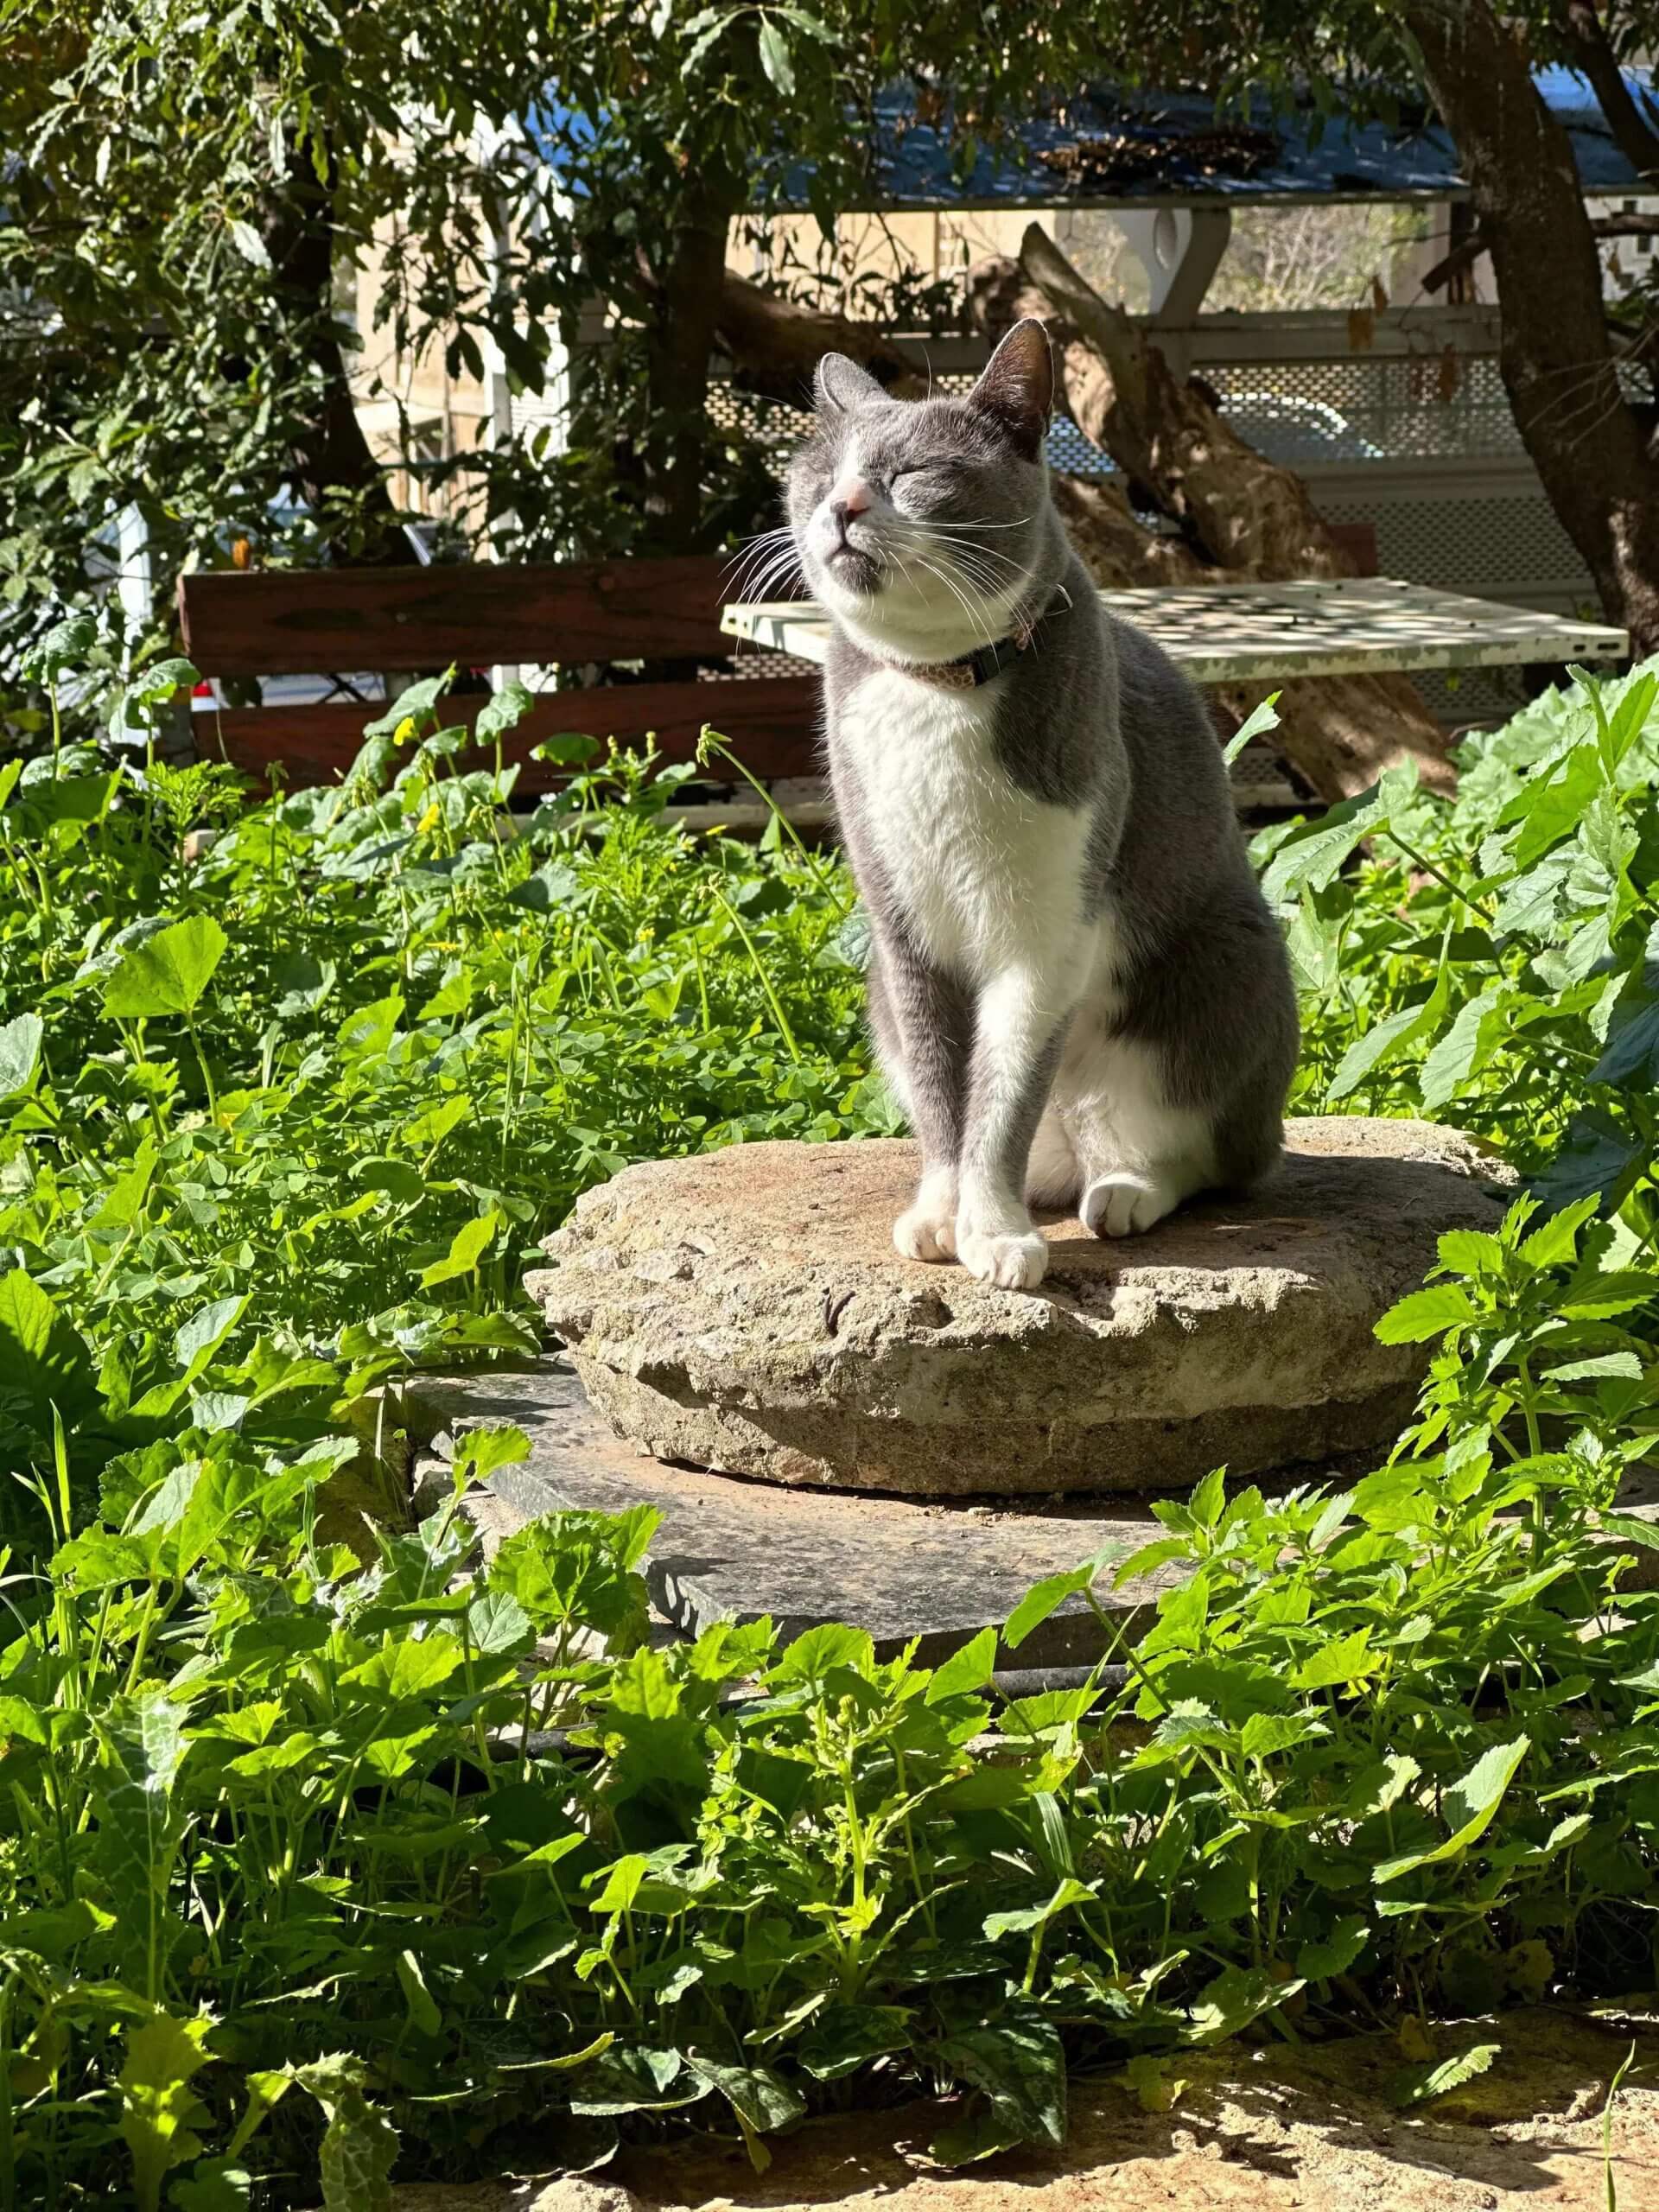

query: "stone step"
xmin=409 ymin=1357 xmax=1659 ymax=1669
xmin=410 ymin=1362 xmax=1368 ymax=1667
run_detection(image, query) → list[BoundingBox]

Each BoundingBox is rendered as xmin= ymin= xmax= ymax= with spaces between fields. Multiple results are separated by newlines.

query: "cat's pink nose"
xmin=830 ymin=479 xmax=871 ymax=529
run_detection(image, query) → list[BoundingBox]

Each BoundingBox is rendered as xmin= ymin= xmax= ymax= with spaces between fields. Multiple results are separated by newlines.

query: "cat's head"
xmin=785 ymin=318 xmax=1055 ymax=658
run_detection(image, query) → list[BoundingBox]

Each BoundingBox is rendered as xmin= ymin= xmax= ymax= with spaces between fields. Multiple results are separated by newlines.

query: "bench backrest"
xmin=177 ymin=556 xmax=820 ymax=794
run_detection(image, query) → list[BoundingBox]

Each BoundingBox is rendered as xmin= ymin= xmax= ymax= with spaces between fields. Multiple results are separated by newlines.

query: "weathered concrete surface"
xmin=408 ymin=1364 xmax=1196 ymax=1667
xmin=531 ymin=1118 xmax=1511 ymax=1498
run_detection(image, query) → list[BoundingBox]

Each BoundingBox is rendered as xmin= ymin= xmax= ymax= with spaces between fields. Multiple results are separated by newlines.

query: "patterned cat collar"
xmin=902 ymin=586 xmax=1072 ymax=691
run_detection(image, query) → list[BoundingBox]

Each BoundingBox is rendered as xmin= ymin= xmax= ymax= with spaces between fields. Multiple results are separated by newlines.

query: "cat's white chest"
xmin=839 ymin=667 xmax=1091 ymax=980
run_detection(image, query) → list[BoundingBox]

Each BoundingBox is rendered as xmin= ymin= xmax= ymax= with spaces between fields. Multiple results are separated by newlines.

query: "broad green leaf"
xmin=757 ymin=19 xmax=795 ymax=92
xmin=772 ymin=1623 xmax=874 ymax=1682
xmin=1502 ymin=740 xmax=1604 ymax=868
xmin=1296 ymin=1916 xmax=1370 ymax=1981
xmin=683 ymin=2055 xmax=805 ymax=2142
xmin=104 ymin=915 xmax=227 ymax=1020
xmin=982 ymin=1878 xmax=1093 ymax=1940
xmin=1326 ymin=963 xmax=1450 ymax=1103
xmin=1374 ymin=1736 xmax=1529 ymax=1884
xmin=1004 ymin=1552 xmax=1112 ymax=1649
xmin=0 ymin=1012 xmax=42 ymax=1099
xmin=95 ymin=1693 xmax=194 ymax=1994
xmin=1544 ymin=1351 xmax=1643 ymax=1382
xmin=1557 ymin=1270 xmax=1659 ymax=1319
xmin=451 ymin=1421 xmax=531 ymax=1483
xmin=474 ymin=679 xmax=534 ymax=746
xmin=1189 ymin=1464 xmax=1226 ymax=1529
xmin=931 ymin=2011 xmax=1066 ymax=2152
xmin=295 ymin=2056 xmax=398 ymax=2212
xmin=417 ymin=1210 xmax=501 ymax=1287
xmin=1374 ymin=1284 xmax=1476 ymax=1344
xmin=1292 ymin=1629 xmax=1377 ymax=1692
xmin=25 ymin=611 xmax=96 ymax=681
xmin=365 ymin=672 xmax=453 ymax=737
xmin=0 ymin=1267 xmax=95 ymax=1430
xmin=1419 ymin=985 xmax=1506 ymax=1112
xmin=174 ymin=1294 xmax=247 ymax=1375
xmin=1222 ymin=690 xmax=1281 ymax=766
xmin=118 ymin=2012 xmax=215 ymax=2212
xmin=1259 ymin=767 xmax=1410 ymax=906
xmin=1241 ymin=1710 xmax=1327 ymax=1759
xmin=1518 ymin=1194 xmax=1600 ymax=1269
xmin=465 ymin=1588 xmax=534 ymax=1656
xmin=1436 ymin=1229 xmax=1504 ymax=1277
xmin=926 ymin=1624 xmax=998 ymax=1704
xmin=798 ymin=2006 xmax=912 ymax=2082
xmin=1390 ymin=2040 xmax=1499 ymax=2109
xmin=1185 ymin=1965 xmax=1302 ymax=2044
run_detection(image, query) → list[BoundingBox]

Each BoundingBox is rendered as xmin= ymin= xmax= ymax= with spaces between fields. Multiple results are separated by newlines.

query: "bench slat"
xmin=195 ymin=677 xmax=822 ymax=793
xmin=178 ymin=557 xmax=751 ymax=677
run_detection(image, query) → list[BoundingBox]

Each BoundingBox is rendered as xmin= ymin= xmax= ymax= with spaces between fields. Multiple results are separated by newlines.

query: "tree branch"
xmin=1558 ymin=0 xmax=1659 ymax=181
xmin=1425 ymin=212 xmax=1659 ymax=294
xmin=711 ymin=273 xmax=928 ymax=403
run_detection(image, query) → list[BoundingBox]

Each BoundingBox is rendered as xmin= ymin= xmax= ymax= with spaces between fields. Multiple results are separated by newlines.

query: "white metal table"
xmin=721 ymin=575 xmax=1627 ymax=686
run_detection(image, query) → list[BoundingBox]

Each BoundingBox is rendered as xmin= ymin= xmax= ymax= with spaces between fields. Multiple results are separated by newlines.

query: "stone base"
xmin=409 ymin=1363 xmax=1206 ymax=1667
xmin=531 ymin=1117 xmax=1511 ymax=1498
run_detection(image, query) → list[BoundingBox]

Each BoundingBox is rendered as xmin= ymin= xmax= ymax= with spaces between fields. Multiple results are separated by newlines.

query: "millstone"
xmin=529 ymin=1117 xmax=1511 ymax=1500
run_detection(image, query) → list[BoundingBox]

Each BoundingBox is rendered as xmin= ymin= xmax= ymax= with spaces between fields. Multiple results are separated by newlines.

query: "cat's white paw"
xmin=893 ymin=1205 xmax=957 ymax=1262
xmin=1080 ymin=1169 xmax=1180 ymax=1238
xmin=957 ymin=1227 xmax=1049 ymax=1290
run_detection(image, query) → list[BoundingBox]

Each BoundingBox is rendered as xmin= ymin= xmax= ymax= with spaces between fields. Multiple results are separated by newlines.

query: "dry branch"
xmin=969 ymin=222 xmax=1458 ymax=799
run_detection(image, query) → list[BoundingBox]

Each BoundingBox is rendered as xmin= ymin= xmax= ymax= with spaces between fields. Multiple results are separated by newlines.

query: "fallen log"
xmin=969 ymin=225 xmax=1459 ymax=800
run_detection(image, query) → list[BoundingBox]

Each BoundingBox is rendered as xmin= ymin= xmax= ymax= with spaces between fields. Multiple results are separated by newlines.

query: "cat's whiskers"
xmin=906 ymin=547 xmax=1005 ymax=640
xmin=882 ymin=520 xmax=1031 ymax=635
xmin=725 ymin=527 xmax=803 ymax=604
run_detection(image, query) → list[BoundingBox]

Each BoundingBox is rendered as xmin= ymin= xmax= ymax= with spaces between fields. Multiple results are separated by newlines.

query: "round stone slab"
xmin=531 ymin=1118 xmax=1511 ymax=1499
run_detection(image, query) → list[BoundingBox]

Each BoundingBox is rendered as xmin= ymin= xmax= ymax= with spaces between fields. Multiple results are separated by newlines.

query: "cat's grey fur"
xmin=785 ymin=319 xmax=1299 ymax=1291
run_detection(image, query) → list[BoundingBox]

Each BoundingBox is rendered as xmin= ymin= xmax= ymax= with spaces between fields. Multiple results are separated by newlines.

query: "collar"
xmin=892 ymin=585 xmax=1072 ymax=691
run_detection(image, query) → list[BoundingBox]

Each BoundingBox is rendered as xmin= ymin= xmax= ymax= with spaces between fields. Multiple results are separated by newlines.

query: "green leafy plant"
xmin=3 ymin=647 xmax=1659 ymax=2205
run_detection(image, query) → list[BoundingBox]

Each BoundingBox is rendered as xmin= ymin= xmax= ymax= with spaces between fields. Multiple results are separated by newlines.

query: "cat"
xmin=784 ymin=317 xmax=1300 ymax=1293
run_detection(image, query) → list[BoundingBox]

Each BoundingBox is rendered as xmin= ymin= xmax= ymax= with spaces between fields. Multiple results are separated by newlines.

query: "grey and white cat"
xmin=785 ymin=318 xmax=1299 ymax=1293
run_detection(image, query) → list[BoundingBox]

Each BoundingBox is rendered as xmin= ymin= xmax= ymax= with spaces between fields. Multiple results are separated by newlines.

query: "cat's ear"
xmin=969 ymin=318 xmax=1053 ymax=461
xmin=814 ymin=353 xmax=883 ymax=416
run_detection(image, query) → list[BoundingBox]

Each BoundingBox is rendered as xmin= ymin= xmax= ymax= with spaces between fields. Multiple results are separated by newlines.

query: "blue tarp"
xmin=531 ymin=67 xmax=1658 ymax=210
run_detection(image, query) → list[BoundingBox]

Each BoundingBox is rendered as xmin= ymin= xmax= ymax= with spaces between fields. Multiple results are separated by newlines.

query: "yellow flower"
xmin=417 ymin=801 xmax=441 ymax=835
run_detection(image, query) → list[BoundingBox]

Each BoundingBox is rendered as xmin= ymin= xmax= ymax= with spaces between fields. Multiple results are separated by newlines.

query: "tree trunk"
xmin=1407 ymin=0 xmax=1659 ymax=652
xmin=265 ymin=137 xmax=414 ymax=569
xmin=715 ymin=273 xmax=929 ymax=404
xmin=639 ymin=177 xmax=738 ymax=553
xmin=969 ymin=226 xmax=1457 ymax=800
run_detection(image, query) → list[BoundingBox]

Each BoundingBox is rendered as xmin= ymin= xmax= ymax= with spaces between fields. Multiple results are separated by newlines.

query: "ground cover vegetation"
xmin=2 ymin=643 xmax=1659 ymax=2204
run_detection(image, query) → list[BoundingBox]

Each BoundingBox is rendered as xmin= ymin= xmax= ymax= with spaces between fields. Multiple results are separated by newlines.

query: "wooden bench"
xmin=176 ymin=556 xmax=821 ymax=796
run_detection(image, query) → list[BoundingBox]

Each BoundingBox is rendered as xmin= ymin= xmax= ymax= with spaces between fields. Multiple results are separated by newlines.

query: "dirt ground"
xmin=388 ymin=2008 xmax=1659 ymax=2212
xmin=620 ymin=2007 xmax=1659 ymax=2212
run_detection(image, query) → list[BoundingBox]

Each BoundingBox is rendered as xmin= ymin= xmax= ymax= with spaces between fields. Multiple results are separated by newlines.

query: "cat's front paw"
xmin=893 ymin=1204 xmax=957 ymax=1262
xmin=957 ymin=1226 xmax=1049 ymax=1291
